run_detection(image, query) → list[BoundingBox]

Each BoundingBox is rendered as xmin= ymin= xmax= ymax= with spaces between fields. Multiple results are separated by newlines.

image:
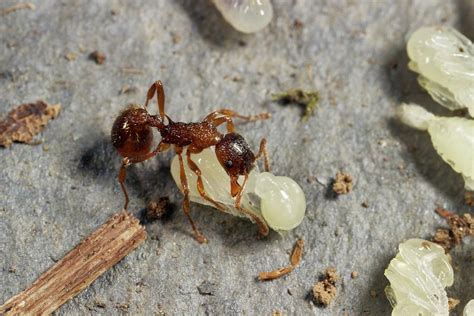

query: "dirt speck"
xmin=146 ymin=197 xmax=171 ymax=221
xmin=120 ymin=85 xmax=138 ymax=95
xmin=64 ymin=52 xmax=77 ymax=61
xmin=361 ymin=201 xmax=369 ymax=208
xmin=312 ymin=267 xmax=340 ymax=307
xmin=448 ymin=298 xmax=460 ymax=311
xmin=333 ymin=172 xmax=353 ymax=195
xmin=116 ymin=303 xmax=129 ymax=311
xmin=293 ymin=19 xmax=304 ymax=29
xmin=197 ymin=280 xmax=216 ymax=296
xmin=89 ymin=50 xmax=106 ymax=64
xmin=464 ymin=191 xmax=474 ymax=206
xmin=351 ymin=271 xmax=358 ymax=279
xmin=171 ymin=32 xmax=181 ymax=44
xmin=0 ymin=101 xmax=61 ymax=148
xmin=432 ymin=207 xmax=473 ymax=251
xmin=94 ymin=300 xmax=106 ymax=309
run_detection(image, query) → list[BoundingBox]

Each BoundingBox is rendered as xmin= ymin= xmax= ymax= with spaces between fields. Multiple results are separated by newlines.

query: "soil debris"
xmin=146 ymin=197 xmax=171 ymax=221
xmin=448 ymin=298 xmax=460 ymax=311
xmin=361 ymin=201 xmax=369 ymax=208
xmin=332 ymin=172 xmax=353 ymax=195
xmin=1 ymin=2 xmax=35 ymax=15
xmin=433 ymin=228 xmax=453 ymax=250
xmin=312 ymin=268 xmax=340 ymax=306
xmin=0 ymin=101 xmax=61 ymax=148
xmin=116 ymin=303 xmax=129 ymax=311
xmin=64 ymin=52 xmax=77 ymax=61
xmin=272 ymin=89 xmax=319 ymax=122
xmin=258 ymin=238 xmax=304 ymax=281
xmin=94 ymin=300 xmax=106 ymax=309
xmin=293 ymin=19 xmax=304 ymax=29
xmin=171 ymin=32 xmax=181 ymax=44
xmin=464 ymin=191 xmax=474 ymax=206
xmin=351 ymin=271 xmax=358 ymax=279
xmin=197 ymin=280 xmax=216 ymax=296
xmin=432 ymin=207 xmax=473 ymax=251
xmin=120 ymin=85 xmax=138 ymax=95
xmin=89 ymin=50 xmax=106 ymax=64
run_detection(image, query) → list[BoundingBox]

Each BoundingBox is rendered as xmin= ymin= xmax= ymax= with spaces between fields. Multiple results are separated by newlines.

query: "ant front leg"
xmin=231 ymin=174 xmax=269 ymax=237
xmin=117 ymin=141 xmax=170 ymax=211
xmin=186 ymin=147 xmax=226 ymax=211
xmin=254 ymin=138 xmax=270 ymax=172
xmin=144 ymin=80 xmax=166 ymax=119
xmin=176 ymin=147 xmax=208 ymax=244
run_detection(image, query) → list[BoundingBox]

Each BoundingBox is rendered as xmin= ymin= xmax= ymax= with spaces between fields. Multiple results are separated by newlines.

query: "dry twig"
xmin=0 ymin=212 xmax=147 ymax=315
xmin=1 ymin=2 xmax=35 ymax=15
xmin=258 ymin=238 xmax=304 ymax=281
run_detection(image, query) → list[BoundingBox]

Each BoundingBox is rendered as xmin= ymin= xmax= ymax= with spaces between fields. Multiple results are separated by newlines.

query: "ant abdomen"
xmin=111 ymin=105 xmax=153 ymax=158
xmin=215 ymin=133 xmax=255 ymax=176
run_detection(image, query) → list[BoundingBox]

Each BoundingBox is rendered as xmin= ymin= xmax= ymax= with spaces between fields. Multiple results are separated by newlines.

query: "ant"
xmin=111 ymin=81 xmax=271 ymax=243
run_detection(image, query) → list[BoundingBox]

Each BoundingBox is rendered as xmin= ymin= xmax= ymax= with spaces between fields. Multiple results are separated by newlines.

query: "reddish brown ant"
xmin=111 ymin=81 xmax=271 ymax=243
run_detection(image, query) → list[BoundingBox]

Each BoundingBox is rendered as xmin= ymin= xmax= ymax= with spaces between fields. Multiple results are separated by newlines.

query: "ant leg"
xmin=232 ymin=174 xmax=270 ymax=236
xmin=176 ymin=147 xmax=208 ymax=244
xmin=118 ymin=158 xmax=131 ymax=210
xmin=117 ymin=142 xmax=170 ymax=211
xmin=204 ymin=109 xmax=271 ymax=123
xmin=254 ymin=138 xmax=270 ymax=172
xmin=186 ymin=148 xmax=227 ymax=211
xmin=144 ymin=80 xmax=165 ymax=119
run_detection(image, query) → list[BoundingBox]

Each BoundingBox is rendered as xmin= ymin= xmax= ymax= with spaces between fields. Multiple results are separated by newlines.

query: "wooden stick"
xmin=258 ymin=238 xmax=304 ymax=281
xmin=0 ymin=211 xmax=147 ymax=315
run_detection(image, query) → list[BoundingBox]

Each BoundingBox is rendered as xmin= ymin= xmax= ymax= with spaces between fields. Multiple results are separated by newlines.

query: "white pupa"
xmin=465 ymin=300 xmax=474 ymax=316
xmin=170 ymin=147 xmax=306 ymax=232
xmin=212 ymin=0 xmax=273 ymax=33
xmin=384 ymin=239 xmax=454 ymax=316
xmin=397 ymin=103 xmax=474 ymax=190
xmin=407 ymin=26 xmax=474 ymax=116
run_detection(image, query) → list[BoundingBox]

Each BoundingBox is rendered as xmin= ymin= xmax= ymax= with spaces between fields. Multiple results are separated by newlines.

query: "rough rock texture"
xmin=0 ymin=0 xmax=473 ymax=315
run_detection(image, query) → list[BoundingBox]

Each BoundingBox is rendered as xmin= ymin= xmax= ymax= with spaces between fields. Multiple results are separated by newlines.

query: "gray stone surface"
xmin=0 ymin=0 xmax=473 ymax=315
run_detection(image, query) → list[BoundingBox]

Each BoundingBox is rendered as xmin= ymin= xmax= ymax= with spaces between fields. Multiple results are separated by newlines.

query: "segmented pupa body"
xmin=407 ymin=26 xmax=474 ymax=116
xmin=384 ymin=239 xmax=453 ymax=316
xmin=397 ymin=103 xmax=474 ymax=190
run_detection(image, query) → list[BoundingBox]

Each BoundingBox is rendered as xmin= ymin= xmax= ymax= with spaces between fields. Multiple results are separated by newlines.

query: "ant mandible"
xmin=111 ymin=81 xmax=271 ymax=243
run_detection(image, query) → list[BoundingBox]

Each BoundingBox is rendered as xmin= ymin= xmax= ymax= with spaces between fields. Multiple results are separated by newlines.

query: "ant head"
xmin=111 ymin=105 xmax=154 ymax=158
xmin=215 ymin=133 xmax=255 ymax=177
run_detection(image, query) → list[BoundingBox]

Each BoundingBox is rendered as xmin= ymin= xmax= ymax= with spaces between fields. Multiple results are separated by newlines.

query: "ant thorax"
xmin=170 ymin=147 xmax=306 ymax=232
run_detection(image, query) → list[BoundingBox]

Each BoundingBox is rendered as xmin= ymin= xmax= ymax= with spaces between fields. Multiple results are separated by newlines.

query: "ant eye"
xmin=225 ymin=160 xmax=233 ymax=168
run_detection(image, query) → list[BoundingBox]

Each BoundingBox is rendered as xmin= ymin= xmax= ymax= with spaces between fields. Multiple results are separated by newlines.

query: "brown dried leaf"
xmin=0 ymin=101 xmax=61 ymax=147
